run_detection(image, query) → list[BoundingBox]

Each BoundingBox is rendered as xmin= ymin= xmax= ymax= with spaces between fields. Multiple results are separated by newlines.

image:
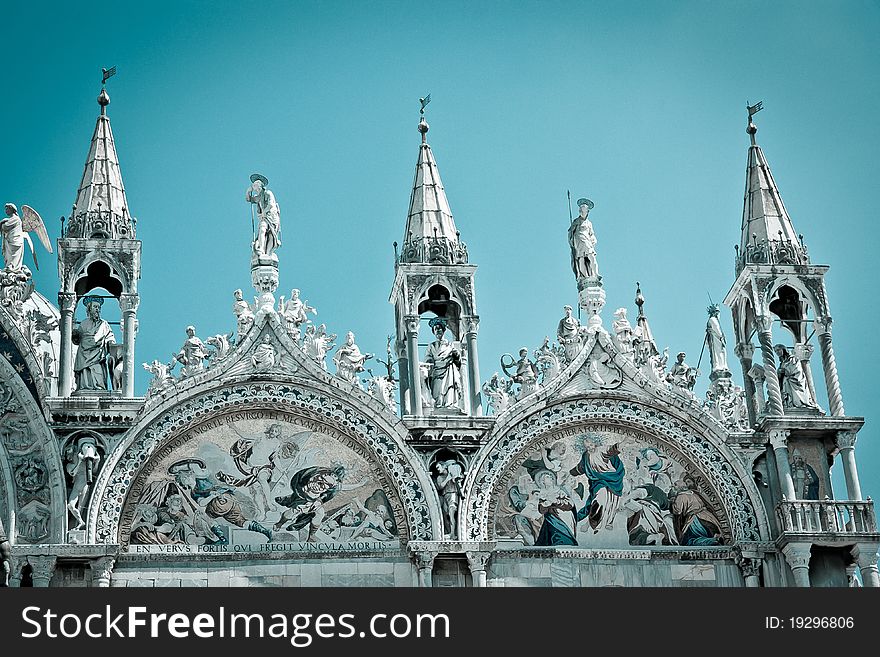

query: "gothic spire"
xmin=634 ymin=282 xmax=659 ymax=357
xmin=737 ymin=102 xmax=807 ymax=273
xmin=398 ymin=101 xmax=467 ymax=265
xmin=66 ymin=78 xmax=135 ymax=240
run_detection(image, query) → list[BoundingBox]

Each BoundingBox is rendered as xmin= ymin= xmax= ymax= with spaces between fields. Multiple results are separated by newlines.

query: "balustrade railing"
xmin=777 ymin=499 xmax=877 ymax=535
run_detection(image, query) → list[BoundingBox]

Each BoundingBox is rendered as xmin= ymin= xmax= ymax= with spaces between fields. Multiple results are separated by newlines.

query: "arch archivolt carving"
xmin=461 ymin=393 xmax=769 ymax=544
xmin=88 ymin=379 xmax=439 ymax=546
xmin=0 ymin=353 xmax=65 ymax=544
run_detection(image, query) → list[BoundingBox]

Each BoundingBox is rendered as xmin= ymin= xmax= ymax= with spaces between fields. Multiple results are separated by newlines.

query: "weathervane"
xmin=102 ymin=66 xmax=117 ymax=86
xmin=747 ymin=100 xmax=763 ymax=119
xmin=419 ymin=93 xmax=431 ymax=115
xmin=746 ymin=100 xmax=763 ymax=144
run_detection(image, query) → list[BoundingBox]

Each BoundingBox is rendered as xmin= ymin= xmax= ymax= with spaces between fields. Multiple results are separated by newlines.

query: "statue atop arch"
xmin=246 ymin=174 xmax=281 ymax=258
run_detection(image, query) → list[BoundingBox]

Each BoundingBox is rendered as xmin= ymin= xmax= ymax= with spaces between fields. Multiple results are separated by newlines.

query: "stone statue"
xmin=612 ymin=307 xmax=635 ymax=356
xmin=502 ymin=347 xmax=540 ymax=398
xmin=246 ymin=174 xmax=281 ymax=258
xmin=666 ymin=351 xmax=698 ymax=393
xmin=303 ymin=323 xmax=336 ymax=369
xmin=0 ymin=516 xmax=10 ymax=587
xmin=706 ymin=304 xmax=730 ymax=379
xmin=278 ymin=288 xmax=316 ymax=340
xmin=1 ymin=203 xmax=24 ymax=271
xmin=174 ymin=325 xmax=209 ymax=377
xmin=556 ymin=305 xmax=584 ymax=362
xmin=64 ymin=435 xmax=101 ymax=530
xmin=747 ymin=363 xmax=767 ymax=414
xmin=424 ymin=318 xmax=463 ymax=408
xmin=72 ymin=296 xmax=116 ymax=392
xmin=774 ymin=344 xmax=819 ymax=410
xmin=1 ymin=203 xmax=52 ymax=272
xmin=368 ymin=375 xmax=397 ymax=413
xmin=704 ymin=378 xmax=750 ymax=431
xmin=206 ymin=333 xmax=234 ymax=364
xmin=143 ymin=359 xmax=174 ymax=396
xmin=482 ymin=372 xmax=513 ymax=414
xmin=587 ymin=351 xmax=623 ymax=389
xmin=251 ymin=334 xmax=277 ymax=371
xmin=232 ymin=289 xmax=255 ymax=337
xmin=567 ymin=198 xmax=600 ymax=285
xmin=534 ymin=336 xmax=562 ymax=382
xmin=333 ymin=331 xmax=373 ymax=385
xmin=434 ymin=459 xmax=464 ymax=539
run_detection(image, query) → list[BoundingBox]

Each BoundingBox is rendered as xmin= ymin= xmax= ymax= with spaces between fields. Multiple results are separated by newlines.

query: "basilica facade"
xmin=0 ymin=87 xmax=876 ymax=588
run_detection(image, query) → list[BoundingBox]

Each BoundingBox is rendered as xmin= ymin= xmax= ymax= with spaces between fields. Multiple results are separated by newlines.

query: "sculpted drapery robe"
xmin=0 ymin=210 xmax=24 ymax=270
xmin=425 ymin=338 xmax=462 ymax=408
xmin=73 ymin=318 xmax=116 ymax=391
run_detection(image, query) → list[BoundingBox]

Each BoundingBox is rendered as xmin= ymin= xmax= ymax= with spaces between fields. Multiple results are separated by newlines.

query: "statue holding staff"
xmin=246 ymin=173 xmax=281 ymax=257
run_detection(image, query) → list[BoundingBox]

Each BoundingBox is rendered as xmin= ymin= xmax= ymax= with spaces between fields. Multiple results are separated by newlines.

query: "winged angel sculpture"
xmin=1 ymin=203 xmax=53 ymax=271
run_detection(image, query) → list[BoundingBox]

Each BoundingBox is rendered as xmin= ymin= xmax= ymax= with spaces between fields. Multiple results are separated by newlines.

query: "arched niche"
xmin=87 ymin=380 xmax=439 ymax=547
xmin=462 ymin=394 xmax=770 ymax=546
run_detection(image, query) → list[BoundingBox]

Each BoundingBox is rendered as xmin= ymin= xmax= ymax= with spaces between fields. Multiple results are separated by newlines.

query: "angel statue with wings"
xmin=1 ymin=203 xmax=52 ymax=272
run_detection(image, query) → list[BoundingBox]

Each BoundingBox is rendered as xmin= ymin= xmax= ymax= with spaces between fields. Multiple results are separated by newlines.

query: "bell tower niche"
xmin=389 ymin=100 xmax=481 ymax=417
xmin=57 ymin=78 xmax=141 ymax=398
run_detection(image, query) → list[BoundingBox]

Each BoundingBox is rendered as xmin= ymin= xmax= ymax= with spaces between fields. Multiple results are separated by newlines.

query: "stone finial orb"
xmin=98 ymin=88 xmax=110 ymax=108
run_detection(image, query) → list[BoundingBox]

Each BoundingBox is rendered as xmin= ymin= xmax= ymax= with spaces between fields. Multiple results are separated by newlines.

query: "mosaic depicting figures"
xmin=495 ymin=428 xmax=729 ymax=549
xmin=126 ymin=413 xmax=400 ymax=548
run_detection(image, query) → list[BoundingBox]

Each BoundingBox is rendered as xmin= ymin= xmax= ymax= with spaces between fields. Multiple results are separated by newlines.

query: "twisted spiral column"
xmin=756 ymin=317 xmax=784 ymax=415
xmin=816 ymin=317 xmax=844 ymax=417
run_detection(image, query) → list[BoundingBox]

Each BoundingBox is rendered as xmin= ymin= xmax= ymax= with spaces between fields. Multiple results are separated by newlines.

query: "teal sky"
xmin=3 ymin=1 xmax=878 ymax=501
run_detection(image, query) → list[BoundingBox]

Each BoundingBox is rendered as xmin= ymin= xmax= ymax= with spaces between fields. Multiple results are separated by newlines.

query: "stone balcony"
xmin=776 ymin=499 xmax=879 ymax=545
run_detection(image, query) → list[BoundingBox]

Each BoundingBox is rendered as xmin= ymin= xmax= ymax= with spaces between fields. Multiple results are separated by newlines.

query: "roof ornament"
xmin=635 ymin=281 xmax=646 ymax=319
xmin=98 ymin=65 xmax=116 ymax=115
xmin=419 ymin=93 xmax=431 ymax=143
xmin=746 ymin=100 xmax=763 ymax=145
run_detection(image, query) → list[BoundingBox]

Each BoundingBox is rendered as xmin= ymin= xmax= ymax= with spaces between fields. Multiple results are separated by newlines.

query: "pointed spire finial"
xmin=635 ymin=281 xmax=645 ymax=318
xmin=746 ymin=100 xmax=762 ymax=146
xmin=418 ymin=93 xmax=431 ymax=143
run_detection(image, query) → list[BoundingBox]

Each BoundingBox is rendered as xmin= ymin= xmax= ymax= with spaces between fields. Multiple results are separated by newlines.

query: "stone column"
xmin=28 ymin=555 xmax=57 ymax=588
xmin=756 ymin=315 xmax=784 ymax=415
xmin=781 ymin=543 xmax=812 ymax=587
xmin=90 ymin=556 xmax=116 ymax=588
xmin=769 ymin=429 xmax=796 ymax=500
xmin=458 ymin=347 xmax=471 ymax=415
xmin=735 ymin=555 xmax=763 ymax=588
xmin=816 ymin=317 xmax=845 ymax=417
xmin=57 ymin=292 xmax=77 ymax=397
xmin=119 ymin=294 xmax=139 ymax=398
xmin=465 ymin=551 xmax=490 ymax=588
xmin=735 ymin=342 xmax=757 ymax=427
xmin=851 ymin=544 xmax=880 ymax=588
xmin=836 ymin=431 xmax=863 ymax=501
xmin=748 ymin=364 xmax=767 ymax=418
xmin=394 ymin=339 xmax=411 ymax=415
xmin=464 ymin=316 xmax=482 ymax=416
xmin=405 ymin=316 xmax=422 ymax=416
xmin=414 ymin=551 xmax=436 ymax=588
xmin=7 ymin=555 xmax=26 ymax=587
xmin=845 ymin=563 xmax=860 ymax=587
